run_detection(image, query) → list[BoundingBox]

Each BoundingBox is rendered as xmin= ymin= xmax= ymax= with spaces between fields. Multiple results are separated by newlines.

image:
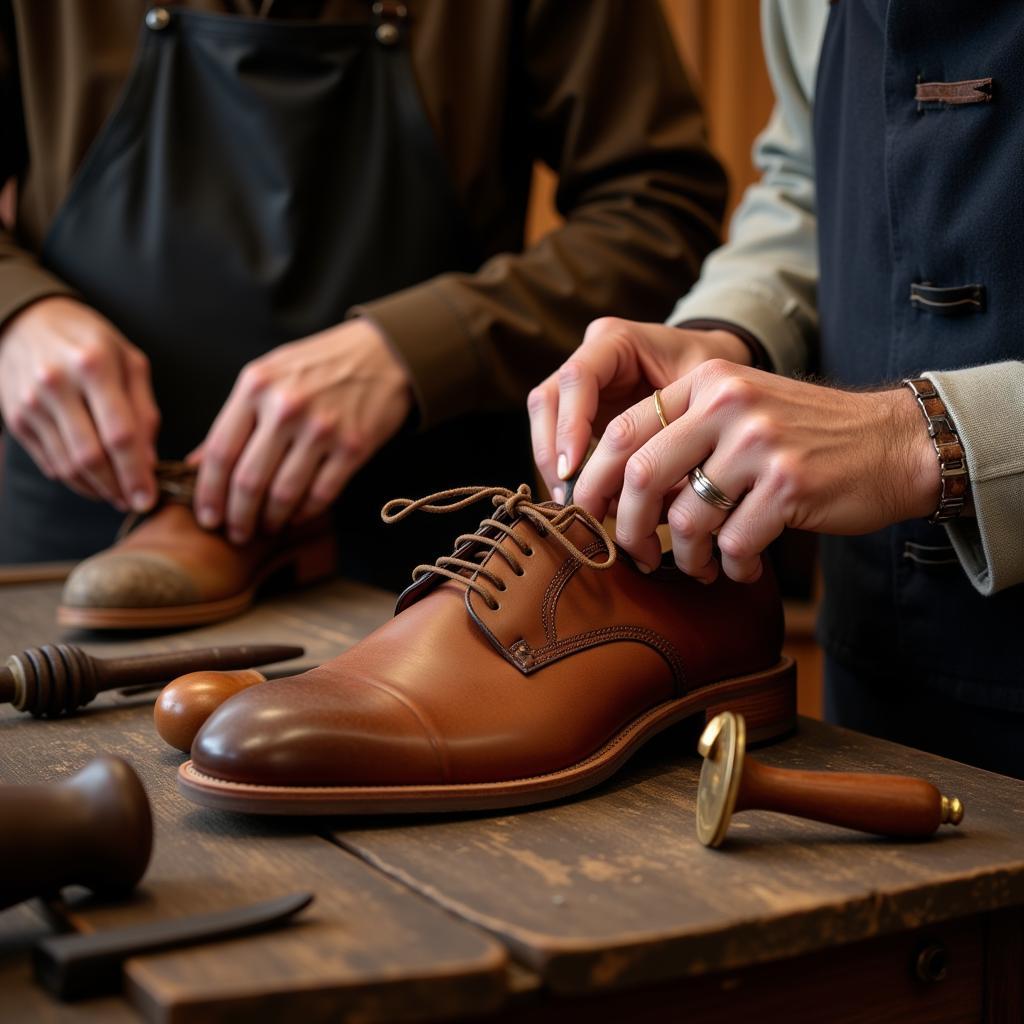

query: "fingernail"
xmin=198 ymin=507 xmax=218 ymax=529
xmin=131 ymin=491 xmax=153 ymax=513
xmin=553 ymin=486 xmax=565 ymax=504
xmin=557 ymin=453 xmax=570 ymax=480
xmin=637 ymin=561 xmax=657 ymax=575
xmin=230 ymin=530 xmax=248 ymax=546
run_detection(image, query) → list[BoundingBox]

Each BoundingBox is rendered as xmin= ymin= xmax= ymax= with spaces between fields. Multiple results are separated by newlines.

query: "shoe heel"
xmin=704 ymin=657 xmax=797 ymax=747
xmin=290 ymin=532 xmax=338 ymax=586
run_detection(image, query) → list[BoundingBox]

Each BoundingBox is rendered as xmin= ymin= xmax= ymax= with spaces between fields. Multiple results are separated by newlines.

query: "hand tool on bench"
xmin=696 ymin=711 xmax=965 ymax=847
xmin=0 ymin=642 xmax=304 ymax=717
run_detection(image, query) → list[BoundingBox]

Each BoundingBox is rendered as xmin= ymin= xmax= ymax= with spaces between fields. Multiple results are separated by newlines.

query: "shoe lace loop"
xmin=381 ymin=484 xmax=616 ymax=610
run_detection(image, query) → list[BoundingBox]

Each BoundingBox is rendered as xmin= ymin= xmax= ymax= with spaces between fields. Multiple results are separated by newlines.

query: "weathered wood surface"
xmin=0 ymin=580 xmax=507 ymax=1024
xmin=335 ymin=718 xmax=1024 ymax=994
xmin=0 ymin=576 xmax=396 ymax=669
xmin=3 ymin=578 xmax=1024 ymax=1022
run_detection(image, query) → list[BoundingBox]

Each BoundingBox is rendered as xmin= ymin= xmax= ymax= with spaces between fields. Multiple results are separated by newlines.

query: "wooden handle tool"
xmin=0 ymin=756 xmax=152 ymax=911
xmin=0 ymin=643 xmax=303 ymax=718
xmin=696 ymin=711 xmax=964 ymax=847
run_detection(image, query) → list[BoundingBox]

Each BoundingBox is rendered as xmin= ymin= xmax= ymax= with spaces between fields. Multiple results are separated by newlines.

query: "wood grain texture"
xmin=0 ymin=581 xmax=506 ymax=1024
xmin=483 ymin=914 xmax=986 ymax=1024
xmin=335 ymin=718 xmax=1024 ymax=995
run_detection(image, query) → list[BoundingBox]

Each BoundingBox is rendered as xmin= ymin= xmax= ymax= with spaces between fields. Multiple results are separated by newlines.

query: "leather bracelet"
xmin=902 ymin=377 xmax=970 ymax=523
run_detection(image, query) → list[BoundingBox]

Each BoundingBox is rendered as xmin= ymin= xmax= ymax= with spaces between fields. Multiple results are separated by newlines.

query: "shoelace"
xmin=381 ymin=484 xmax=616 ymax=610
xmin=116 ymin=460 xmax=197 ymax=538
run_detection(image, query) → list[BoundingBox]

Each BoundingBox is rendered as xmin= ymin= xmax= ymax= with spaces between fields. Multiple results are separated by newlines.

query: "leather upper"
xmin=192 ymin=503 xmax=784 ymax=788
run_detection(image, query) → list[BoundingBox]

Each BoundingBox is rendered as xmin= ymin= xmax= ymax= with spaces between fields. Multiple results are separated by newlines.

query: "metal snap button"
xmin=375 ymin=22 xmax=399 ymax=46
xmin=145 ymin=7 xmax=171 ymax=31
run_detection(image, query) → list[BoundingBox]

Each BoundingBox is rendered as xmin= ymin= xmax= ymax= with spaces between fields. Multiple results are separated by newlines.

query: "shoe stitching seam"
xmin=352 ymin=677 xmax=451 ymax=784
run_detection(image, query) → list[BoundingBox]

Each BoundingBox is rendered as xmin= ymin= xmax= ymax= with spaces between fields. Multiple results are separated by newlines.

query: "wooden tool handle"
xmin=1 ymin=642 xmax=304 ymax=717
xmin=737 ymin=759 xmax=958 ymax=838
xmin=0 ymin=756 xmax=152 ymax=910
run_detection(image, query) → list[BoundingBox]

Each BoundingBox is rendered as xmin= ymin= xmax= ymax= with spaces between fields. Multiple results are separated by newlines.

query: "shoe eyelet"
xmin=514 ymin=567 xmax=525 ymax=577
xmin=523 ymin=547 xmax=534 ymax=556
xmin=489 ymin=601 xmax=501 ymax=611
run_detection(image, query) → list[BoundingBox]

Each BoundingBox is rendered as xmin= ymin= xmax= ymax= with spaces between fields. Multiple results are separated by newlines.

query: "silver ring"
xmin=688 ymin=465 xmax=738 ymax=512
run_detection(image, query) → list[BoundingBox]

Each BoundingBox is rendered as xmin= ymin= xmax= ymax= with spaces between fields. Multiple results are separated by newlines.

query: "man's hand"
xmin=574 ymin=360 xmax=940 ymax=580
xmin=0 ymin=297 xmax=159 ymax=511
xmin=527 ymin=318 xmax=752 ymax=502
xmin=193 ymin=319 xmax=412 ymax=545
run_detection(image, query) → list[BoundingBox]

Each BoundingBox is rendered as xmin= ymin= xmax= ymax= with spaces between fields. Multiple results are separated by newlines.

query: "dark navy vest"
xmin=814 ymin=0 xmax=1024 ymax=710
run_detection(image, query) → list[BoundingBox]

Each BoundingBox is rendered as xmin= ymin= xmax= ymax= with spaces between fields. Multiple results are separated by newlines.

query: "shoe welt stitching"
xmin=182 ymin=665 xmax=787 ymax=795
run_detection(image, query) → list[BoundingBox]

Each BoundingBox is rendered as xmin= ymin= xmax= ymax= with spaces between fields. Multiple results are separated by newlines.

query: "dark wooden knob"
xmin=696 ymin=712 xmax=964 ymax=847
xmin=0 ymin=756 xmax=153 ymax=910
xmin=0 ymin=643 xmax=303 ymax=717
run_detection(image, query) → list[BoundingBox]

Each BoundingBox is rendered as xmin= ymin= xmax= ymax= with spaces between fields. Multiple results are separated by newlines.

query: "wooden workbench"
xmin=1 ymin=578 xmax=1022 ymax=1023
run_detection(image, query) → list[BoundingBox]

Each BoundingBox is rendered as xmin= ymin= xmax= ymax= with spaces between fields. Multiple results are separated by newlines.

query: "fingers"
xmin=262 ymin=433 xmax=328 ymax=533
xmin=80 ymin=349 xmax=157 ymax=513
xmin=292 ymin=450 xmax=350 ymax=524
xmin=527 ymin=377 xmax=560 ymax=500
xmin=22 ymin=405 xmax=105 ymax=502
xmin=666 ymin=456 xmax=748 ymax=584
xmin=716 ymin=486 xmax=786 ymax=583
xmin=193 ymin=393 xmax=257 ymax=531
xmin=122 ymin=345 xmax=160 ymax=467
xmin=573 ymin=371 xmax=703 ymax=573
xmin=225 ymin=419 xmax=292 ymax=545
xmin=41 ymin=380 xmax=125 ymax=508
xmin=529 ymin=318 xmax=646 ymax=504
xmin=15 ymin=422 xmax=56 ymax=480
xmin=553 ymin=358 xmax=601 ymax=487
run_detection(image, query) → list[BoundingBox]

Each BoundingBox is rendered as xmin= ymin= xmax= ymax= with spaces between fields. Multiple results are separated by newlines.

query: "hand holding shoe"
xmin=573 ymin=360 xmax=940 ymax=583
xmin=527 ymin=317 xmax=752 ymax=504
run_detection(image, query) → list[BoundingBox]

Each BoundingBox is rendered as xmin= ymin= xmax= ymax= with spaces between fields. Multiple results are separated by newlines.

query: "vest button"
xmin=145 ymin=7 xmax=171 ymax=31
xmin=375 ymin=23 xmax=400 ymax=46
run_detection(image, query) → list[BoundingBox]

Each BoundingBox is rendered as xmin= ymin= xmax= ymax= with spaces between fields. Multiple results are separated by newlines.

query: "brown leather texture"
xmin=191 ymin=492 xmax=785 ymax=791
xmin=60 ymin=503 xmax=333 ymax=612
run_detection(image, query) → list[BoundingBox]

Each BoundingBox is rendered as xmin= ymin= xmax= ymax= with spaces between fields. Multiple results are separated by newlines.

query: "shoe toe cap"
xmin=62 ymin=553 xmax=200 ymax=609
xmin=190 ymin=671 xmax=445 ymax=788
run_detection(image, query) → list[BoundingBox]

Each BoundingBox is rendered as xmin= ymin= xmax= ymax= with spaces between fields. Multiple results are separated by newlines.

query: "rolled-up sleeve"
xmin=924 ymin=362 xmax=1024 ymax=595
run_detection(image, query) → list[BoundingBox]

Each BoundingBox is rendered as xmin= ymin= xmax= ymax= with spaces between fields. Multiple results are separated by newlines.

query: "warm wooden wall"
xmin=527 ymin=0 xmax=775 ymax=240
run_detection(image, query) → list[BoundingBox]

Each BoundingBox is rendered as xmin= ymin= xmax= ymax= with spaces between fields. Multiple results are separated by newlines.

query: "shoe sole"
xmin=177 ymin=657 xmax=797 ymax=815
xmin=56 ymin=533 xmax=337 ymax=631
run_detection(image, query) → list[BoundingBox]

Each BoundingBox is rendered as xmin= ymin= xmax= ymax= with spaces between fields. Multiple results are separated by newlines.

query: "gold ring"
xmin=689 ymin=464 xmax=738 ymax=512
xmin=653 ymin=389 xmax=669 ymax=429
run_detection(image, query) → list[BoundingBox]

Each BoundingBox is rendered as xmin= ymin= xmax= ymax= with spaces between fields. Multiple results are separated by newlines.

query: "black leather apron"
xmin=0 ymin=3 xmax=531 ymax=588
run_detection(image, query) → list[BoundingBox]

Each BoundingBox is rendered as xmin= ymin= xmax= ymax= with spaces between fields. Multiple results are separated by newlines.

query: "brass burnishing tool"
xmin=0 ymin=642 xmax=304 ymax=718
xmin=0 ymin=756 xmax=152 ymax=911
xmin=696 ymin=711 xmax=964 ymax=848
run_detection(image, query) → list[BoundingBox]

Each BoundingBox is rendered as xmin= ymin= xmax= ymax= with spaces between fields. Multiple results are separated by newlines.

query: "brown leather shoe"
xmin=58 ymin=465 xmax=336 ymax=630
xmin=180 ymin=485 xmax=794 ymax=814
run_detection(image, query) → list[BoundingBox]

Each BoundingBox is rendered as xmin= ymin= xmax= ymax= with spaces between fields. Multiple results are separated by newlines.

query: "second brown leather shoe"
xmin=58 ymin=465 xmax=336 ymax=630
xmin=180 ymin=485 xmax=795 ymax=814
